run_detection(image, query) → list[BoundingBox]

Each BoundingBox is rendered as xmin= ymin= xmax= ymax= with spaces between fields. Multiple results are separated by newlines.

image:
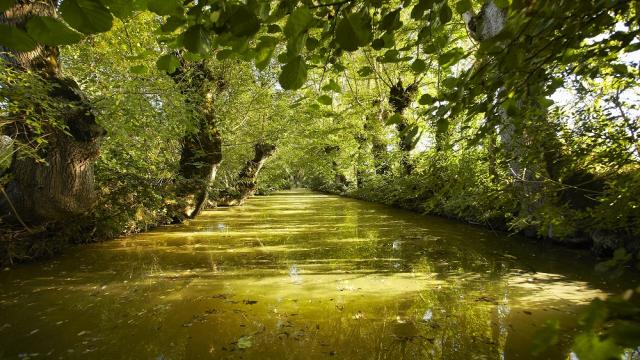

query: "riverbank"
xmin=311 ymin=176 xmax=638 ymax=259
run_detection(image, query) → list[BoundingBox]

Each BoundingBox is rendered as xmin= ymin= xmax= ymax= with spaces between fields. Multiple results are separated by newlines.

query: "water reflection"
xmin=0 ymin=189 xmax=634 ymax=359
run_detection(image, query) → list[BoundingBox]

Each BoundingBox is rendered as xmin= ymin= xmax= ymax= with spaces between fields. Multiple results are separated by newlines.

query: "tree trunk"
xmin=389 ymin=81 xmax=418 ymax=175
xmin=465 ymin=1 xmax=569 ymax=237
xmin=170 ymin=59 xmax=223 ymax=219
xmin=0 ymin=1 xmax=106 ymax=227
xmin=464 ymin=1 xmax=541 ymax=225
xmin=216 ymin=143 xmax=276 ymax=206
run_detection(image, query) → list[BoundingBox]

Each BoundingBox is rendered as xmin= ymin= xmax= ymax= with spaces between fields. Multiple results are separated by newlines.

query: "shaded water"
xmin=0 ymin=190 xmax=634 ymax=359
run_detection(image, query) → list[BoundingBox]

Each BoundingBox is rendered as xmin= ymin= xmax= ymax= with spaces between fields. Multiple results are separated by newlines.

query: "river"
xmin=0 ymin=190 xmax=634 ymax=359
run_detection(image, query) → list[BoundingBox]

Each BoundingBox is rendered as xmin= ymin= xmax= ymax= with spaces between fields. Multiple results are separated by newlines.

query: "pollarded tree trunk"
xmin=170 ymin=59 xmax=223 ymax=219
xmin=176 ymin=125 xmax=222 ymax=218
xmin=0 ymin=1 xmax=106 ymax=227
xmin=323 ymin=145 xmax=350 ymax=192
xmin=366 ymin=101 xmax=391 ymax=175
xmin=354 ymin=133 xmax=368 ymax=188
xmin=216 ymin=143 xmax=276 ymax=206
xmin=389 ymin=80 xmax=418 ymax=175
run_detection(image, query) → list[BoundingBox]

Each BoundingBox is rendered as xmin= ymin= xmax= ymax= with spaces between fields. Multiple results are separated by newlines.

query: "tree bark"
xmin=389 ymin=80 xmax=418 ymax=175
xmin=216 ymin=143 xmax=276 ymax=206
xmin=464 ymin=1 xmax=566 ymax=237
xmin=170 ymin=59 xmax=223 ymax=219
xmin=0 ymin=1 xmax=106 ymax=227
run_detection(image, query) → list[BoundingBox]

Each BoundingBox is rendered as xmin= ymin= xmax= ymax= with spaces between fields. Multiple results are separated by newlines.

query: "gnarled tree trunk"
xmin=0 ymin=1 xmax=106 ymax=227
xmin=216 ymin=143 xmax=276 ymax=206
xmin=389 ymin=81 xmax=418 ymax=175
xmin=170 ymin=59 xmax=223 ymax=220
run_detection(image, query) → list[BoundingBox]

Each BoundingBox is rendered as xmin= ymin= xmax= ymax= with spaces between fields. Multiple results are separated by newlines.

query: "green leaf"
xmin=411 ymin=0 xmax=434 ymax=19
xmin=129 ymin=64 xmax=148 ymax=74
xmin=100 ymin=0 xmax=144 ymax=18
xmin=156 ymin=53 xmax=180 ymax=73
xmin=442 ymin=77 xmax=457 ymax=89
xmin=279 ymin=55 xmax=307 ymax=90
xmin=455 ymin=0 xmax=472 ymax=14
xmin=439 ymin=2 xmax=453 ymax=24
xmin=228 ymin=6 xmax=260 ymax=37
xmin=438 ymin=47 xmax=464 ymax=67
xmin=436 ymin=117 xmax=448 ymax=135
xmin=317 ymin=95 xmax=332 ymax=105
xmin=147 ymin=0 xmax=182 ymax=16
xmin=0 ymin=24 xmax=37 ymax=51
xmin=284 ymin=7 xmax=313 ymax=38
xmin=60 ymin=0 xmax=113 ymax=34
xmin=26 ymin=16 xmax=83 ymax=46
xmin=382 ymin=49 xmax=399 ymax=63
xmin=161 ymin=16 xmax=186 ymax=33
xmin=531 ymin=320 xmax=560 ymax=356
xmin=385 ymin=113 xmax=404 ymax=125
xmin=305 ymin=37 xmax=319 ymax=51
xmin=357 ymin=66 xmax=373 ymax=77
xmin=573 ymin=332 xmax=622 ymax=360
xmin=379 ymin=9 xmax=402 ymax=32
xmin=335 ymin=12 xmax=372 ymax=52
xmin=371 ymin=38 xmax=385 ymax=50
xmin=183 ymin=25 xmax=210 ymax=54
xmin=0 ymin=0 xmax=16 ymax=12
xmin=255 ymin=36 xmax=277 ymax=70
xmin=411 ymin=59 xmax=426 ymax=73
xmin=322 ymin=79 xmax=341 ymax=93
xmin=418 ymin=94 xmax=436 ymax=105
xmin=608 ymin=321 xmax=640 ymax=348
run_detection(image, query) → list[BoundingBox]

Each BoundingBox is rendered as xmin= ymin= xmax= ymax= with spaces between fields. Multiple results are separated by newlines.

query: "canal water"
xmin=0 ymin=190 xmax=634 ymax=359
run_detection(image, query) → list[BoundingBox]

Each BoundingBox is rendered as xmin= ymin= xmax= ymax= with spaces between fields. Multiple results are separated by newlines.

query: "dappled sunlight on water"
xmin=0 ymin=190 xmax=635 ymax=359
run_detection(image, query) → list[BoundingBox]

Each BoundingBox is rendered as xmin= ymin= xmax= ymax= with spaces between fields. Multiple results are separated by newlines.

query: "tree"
xmin=168 ymin=57 xmax=223 ymax=220
xmin=0 ymin=1 xmax=105 ymax=228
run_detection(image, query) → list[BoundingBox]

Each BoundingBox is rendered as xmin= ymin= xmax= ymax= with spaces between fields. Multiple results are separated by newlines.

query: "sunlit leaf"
xmin=322 ymin=79 xmax=341 ymax=93
xmin=357 ymin=66 xmax=373 ymax=77
xmin=255 ymin=36 xmax=277 ymax=70
xmin=283 ymin=7 xmax=313 ymax=38
xmin=279 ymin=55 xmax=307 ymax=90
xmin=317 ymin=95 xmax=332 ymax=105
xmin=156 ymin=53 xmax=180 ymax=73
xmin=385 ymin=113 xmax=404 ymax=125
